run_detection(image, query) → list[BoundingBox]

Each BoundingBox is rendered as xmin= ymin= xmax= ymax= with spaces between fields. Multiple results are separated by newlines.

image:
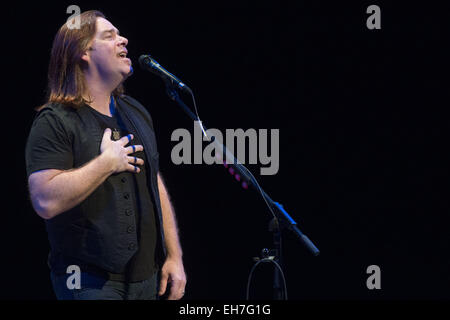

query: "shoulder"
xmin=31 ymin=103 xmax=79 ymax=136
xmin=34 ymin=102 xmax=78 ymax=122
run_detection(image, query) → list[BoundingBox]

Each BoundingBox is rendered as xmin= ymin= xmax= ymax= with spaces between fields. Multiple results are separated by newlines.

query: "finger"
xmin=158 ymin=272 xmax=169 ymax=296
xmin=102 ymin=128 xmax=112 ymax=141
xmin=118 ymin=134 xmax=133 ymax=146
xmin=127 ymin=164 xmax=141 ymax=173
xmin=168 ymin=289 xmax=184 ymax=300
xmin=127 ymin=156 xmax=144 ymax=166
xmin=126 ymin=144 xmax=144 ymax=154
xmin=167 ymin=280 xmax=183 ymax=300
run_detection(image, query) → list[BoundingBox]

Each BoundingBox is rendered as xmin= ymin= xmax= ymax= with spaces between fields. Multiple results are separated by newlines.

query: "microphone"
xmin=139 ymin=54 xmax=192 ymax=94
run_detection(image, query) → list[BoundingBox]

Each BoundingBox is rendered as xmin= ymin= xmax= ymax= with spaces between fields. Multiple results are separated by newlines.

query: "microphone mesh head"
xmin=138 ymin=54 xmax=151 ymax=69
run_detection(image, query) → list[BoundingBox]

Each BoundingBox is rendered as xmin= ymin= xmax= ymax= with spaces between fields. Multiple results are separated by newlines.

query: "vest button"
xmin=127 ymin=226 xmax=135 ymax=233
xmin=125 ymin=209 xmax=133 ymax=216
xmin=121 ymin=177 xmax=127 ymax=183
xmin=128 ymin=242 xmax=136 ymax=250
xmin=124 ymin=193 xmax=130 ymax=200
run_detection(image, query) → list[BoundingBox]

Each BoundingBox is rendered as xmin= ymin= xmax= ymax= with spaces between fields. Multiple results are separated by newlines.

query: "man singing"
xmin=25 ymin=10 xmax=186 ymax=300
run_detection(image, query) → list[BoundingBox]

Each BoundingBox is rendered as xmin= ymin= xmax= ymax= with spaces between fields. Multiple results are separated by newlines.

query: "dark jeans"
xmin=50 ymin=270 xmax=160 ymax=300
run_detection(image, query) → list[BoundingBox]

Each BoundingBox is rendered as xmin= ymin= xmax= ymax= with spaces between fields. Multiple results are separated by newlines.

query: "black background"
xmin=3 ymin=1 xmax=449 ymax=300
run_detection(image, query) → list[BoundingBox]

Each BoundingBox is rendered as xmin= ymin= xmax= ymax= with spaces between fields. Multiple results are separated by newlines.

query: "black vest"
xmin=42 ymin=95 xmax=166 ymax=274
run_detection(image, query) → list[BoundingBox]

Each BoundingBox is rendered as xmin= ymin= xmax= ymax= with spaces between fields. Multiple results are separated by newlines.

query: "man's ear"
xmin=81 ymin=49 xmax=91 ymax=63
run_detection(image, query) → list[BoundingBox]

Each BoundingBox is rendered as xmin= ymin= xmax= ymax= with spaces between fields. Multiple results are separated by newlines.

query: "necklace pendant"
xmin=112 ymin=129 xmax=121 ymax=141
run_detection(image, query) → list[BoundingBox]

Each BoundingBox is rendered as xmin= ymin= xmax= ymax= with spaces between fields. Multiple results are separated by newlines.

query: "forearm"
xmin=31 ymin=153 xmax=114 ymax=219
xmin=158 ymin=173 xmax=183 ymax=259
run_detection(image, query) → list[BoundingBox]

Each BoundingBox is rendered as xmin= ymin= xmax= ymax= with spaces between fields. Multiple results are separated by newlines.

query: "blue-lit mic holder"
xmin=139 ymin=54 xmax=320 ymax=300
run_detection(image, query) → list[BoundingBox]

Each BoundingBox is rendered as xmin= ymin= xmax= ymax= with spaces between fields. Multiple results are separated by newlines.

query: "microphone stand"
xmin=164 ymin=83 xmax=320 ymax=299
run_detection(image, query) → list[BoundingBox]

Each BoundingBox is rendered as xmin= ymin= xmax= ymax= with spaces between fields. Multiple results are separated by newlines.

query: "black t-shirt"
xmin=26 ymin=102 xmax=158 ymax=282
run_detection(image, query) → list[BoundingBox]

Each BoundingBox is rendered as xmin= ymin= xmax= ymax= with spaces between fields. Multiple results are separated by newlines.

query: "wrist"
xmin=97 ymin=152 xmax=116 ymax=175
xmin=166 ymin=250 xmax=183 ymax=261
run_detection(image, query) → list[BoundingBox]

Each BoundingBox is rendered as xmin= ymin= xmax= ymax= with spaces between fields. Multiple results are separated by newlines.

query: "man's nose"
xmin=118 ymin=35 xmax=128 ymax=46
